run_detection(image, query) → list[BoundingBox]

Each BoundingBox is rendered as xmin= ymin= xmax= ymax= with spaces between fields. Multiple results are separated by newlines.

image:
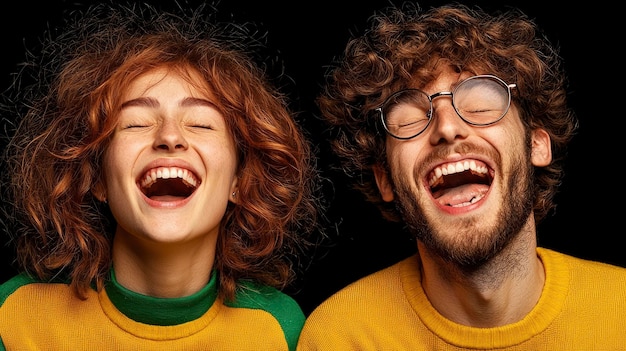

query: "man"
xmin=297 ymin=3 xmax=626 ymax=350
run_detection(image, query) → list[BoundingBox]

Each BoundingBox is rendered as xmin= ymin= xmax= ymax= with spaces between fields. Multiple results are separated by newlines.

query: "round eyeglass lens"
xmin=453 ymin=76 xmax=510 ymax=126
xmin=381 ymin=89 xmax=431 ymax=139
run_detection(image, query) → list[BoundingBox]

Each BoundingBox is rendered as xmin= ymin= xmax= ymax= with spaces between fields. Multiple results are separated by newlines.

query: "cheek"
xmin=102 ymin=138 xmax=140 ymax=183
xmin=478 ymin=112 xmax=526 ymax=151
xmin=498 ymin=110 xmax=527 ymax=146
xmin=496 ymin=126 xmax=527 ymax=155
xmin=386 ymin=143 xmax=424 ymax=186
xmin=198 ymin=137 xmax=238 ymax=169
xmin=193 ymin=140 xmax=239 ymax=192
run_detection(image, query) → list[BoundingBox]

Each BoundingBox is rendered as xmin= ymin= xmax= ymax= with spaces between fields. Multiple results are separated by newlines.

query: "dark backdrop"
xmin=1 ymin=0 xmax=623 ymax=315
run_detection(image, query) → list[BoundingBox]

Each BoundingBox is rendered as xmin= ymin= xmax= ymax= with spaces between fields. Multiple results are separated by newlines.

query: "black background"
xmin=1 ymin=0 xmax=623 ymax=315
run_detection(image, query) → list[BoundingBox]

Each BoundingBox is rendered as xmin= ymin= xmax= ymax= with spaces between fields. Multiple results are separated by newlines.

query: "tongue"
xmin=433 ymin=183 xmax=489 ymax=206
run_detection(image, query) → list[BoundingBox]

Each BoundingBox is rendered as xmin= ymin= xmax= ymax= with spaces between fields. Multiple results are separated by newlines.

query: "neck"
xmin=417 ymin=218 xmax=545 ymax=327
xmin=112 ymin=233 xmax=217 ymax=298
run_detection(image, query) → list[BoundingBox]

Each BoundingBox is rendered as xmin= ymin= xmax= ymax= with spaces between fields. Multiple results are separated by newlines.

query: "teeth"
xmin=141 ymin=167 xmax=198 ymax=188
xmin=429 ymin=160 xmax=488 ymax=187
xmin=450 ymin=193 xmax=484 ymax=207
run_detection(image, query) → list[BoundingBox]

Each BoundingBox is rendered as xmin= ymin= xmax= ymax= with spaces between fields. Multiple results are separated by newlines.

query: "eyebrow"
xmin=120 ymin=96 xmax=216 ymax=109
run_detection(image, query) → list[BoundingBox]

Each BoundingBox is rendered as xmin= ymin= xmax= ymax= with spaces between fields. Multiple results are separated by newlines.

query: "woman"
xmin=0 ymin=2 xmax=321 ymax=350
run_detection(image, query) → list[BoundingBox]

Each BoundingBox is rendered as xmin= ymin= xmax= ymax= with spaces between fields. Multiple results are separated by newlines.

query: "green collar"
xmin=104 ymin=270 xmax=218 ymax=326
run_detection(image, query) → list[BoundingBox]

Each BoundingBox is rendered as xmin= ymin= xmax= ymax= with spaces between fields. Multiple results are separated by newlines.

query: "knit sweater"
xmin=297 ymin=248 xmax=626 ymax=350
xmin=0 ymin=270 xmax=304 ymax=350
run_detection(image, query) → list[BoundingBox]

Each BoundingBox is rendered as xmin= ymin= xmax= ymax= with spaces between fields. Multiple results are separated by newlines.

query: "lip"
xmin=137 ymin=158 xmax=201 ymax=208
xmin=140 ymin=189 xmax=195 ymax=208
xmin=424 ymin=154 xmax=495 ymax=214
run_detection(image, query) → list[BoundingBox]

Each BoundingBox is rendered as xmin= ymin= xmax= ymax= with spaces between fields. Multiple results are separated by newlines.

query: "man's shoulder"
xmin=539 ymin=247 xmax=626 ymax=298
xmin=539 ymin=247 xmax=626 ymax=274
xmin=307 ymin=254 xmax=416 ymax=315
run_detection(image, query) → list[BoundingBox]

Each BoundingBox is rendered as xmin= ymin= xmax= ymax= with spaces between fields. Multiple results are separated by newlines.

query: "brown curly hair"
xmin=318 ymin=2 xmax=578 ymax=223
xmin=1 ymin=2 xmax=322 ymax=301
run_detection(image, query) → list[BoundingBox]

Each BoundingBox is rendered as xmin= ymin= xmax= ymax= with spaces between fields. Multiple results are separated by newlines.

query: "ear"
xmin=373 ymin=165 xmax=394 ymax=202
xmin=92 ymin=181 xmax=107 ymax=203
xmin=530 ymin=128 xmax=552 ymax=167
xmin=229 ymin=176 xmax=239 ymax=204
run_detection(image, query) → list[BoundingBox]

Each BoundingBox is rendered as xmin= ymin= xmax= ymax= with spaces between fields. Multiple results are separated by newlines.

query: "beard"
xmin=392 ymin=145 xmax=535 ymax=269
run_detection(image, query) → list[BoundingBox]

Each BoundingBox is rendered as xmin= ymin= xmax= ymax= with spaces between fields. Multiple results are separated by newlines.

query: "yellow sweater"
xmin=297 ymin=248 xmax=626 ymax=350
xmin=0 ymin=270 xmax=304 ymax=350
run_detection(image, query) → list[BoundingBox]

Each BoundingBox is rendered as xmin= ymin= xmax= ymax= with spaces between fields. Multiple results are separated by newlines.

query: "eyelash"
xmin=118 ymin=118 xmax=215 ymax=130
xmin=190 ymin=124 xmax=213 ymax=129
xmin=123 ymin=124 xmax=148 ymax=129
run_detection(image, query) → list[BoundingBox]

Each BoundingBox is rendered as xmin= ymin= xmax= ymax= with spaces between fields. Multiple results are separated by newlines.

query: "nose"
xmin=153 ymin=119 xmax=188 ymax=151
xmin=427 ymin=94 xmax=469 ymax=145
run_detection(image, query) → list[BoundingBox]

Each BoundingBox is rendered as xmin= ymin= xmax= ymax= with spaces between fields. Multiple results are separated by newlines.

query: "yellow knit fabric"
xmin=0 ymin=272 xmax=303 ymax=350
xmin=297 ymin=248 xmax=626 ymax=350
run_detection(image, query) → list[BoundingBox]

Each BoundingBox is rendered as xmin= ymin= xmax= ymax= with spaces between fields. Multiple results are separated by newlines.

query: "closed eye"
xmin=189 ymin=124 xmax=214 ymax=129
xmin=123 ymin=124 xmax=150 ymax=129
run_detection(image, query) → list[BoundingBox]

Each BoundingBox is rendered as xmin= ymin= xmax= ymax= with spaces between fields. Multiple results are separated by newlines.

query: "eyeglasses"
xmin=376 ymin=75 xmax=516 ymax=140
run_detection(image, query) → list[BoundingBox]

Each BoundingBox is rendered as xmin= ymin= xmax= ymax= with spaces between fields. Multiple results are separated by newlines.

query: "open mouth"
xmin=428 ymin=160 xmax=492 ymax=207
xmin=139 ymin=166 xmax=199 ymax=200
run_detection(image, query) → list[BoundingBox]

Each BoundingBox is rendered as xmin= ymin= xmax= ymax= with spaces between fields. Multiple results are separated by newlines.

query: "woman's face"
xmin=102 ymin=67 xmax=238 ymax=248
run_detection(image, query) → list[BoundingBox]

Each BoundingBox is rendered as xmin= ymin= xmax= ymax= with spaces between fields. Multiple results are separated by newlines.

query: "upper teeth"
xmin=428 ymin=160 xmax=488 ymax=187
xmin=141 ymin=167 xmax=198 ymax=188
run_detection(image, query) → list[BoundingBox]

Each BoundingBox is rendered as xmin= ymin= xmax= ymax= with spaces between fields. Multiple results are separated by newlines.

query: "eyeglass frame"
xmin=375 ymin=74 xmax=517 ymax=140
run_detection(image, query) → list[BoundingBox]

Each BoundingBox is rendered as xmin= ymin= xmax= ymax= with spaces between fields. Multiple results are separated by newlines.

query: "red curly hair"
xmin=3 ymin=2 xmax=321 ymax=301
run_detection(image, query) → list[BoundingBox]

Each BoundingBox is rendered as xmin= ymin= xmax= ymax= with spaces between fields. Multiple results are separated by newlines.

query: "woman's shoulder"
xmin=227 ymin=281 xmax=305 ymax=350
xmin=0 ymin=272 xmax=44 ymax=306
xmin=229 ymin=281 xmax=303 ymax=315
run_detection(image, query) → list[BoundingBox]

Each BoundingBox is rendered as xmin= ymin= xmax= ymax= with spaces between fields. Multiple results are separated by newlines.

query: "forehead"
xmin=412 ymin=62 xmax=478 ymax=93
xmin=123 ymin=66 xmax=208 ymax=97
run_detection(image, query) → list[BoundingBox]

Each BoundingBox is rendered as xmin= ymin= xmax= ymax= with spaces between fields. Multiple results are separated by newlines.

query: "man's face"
xmin=373 ymin=65 xmax=551 ymax=267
